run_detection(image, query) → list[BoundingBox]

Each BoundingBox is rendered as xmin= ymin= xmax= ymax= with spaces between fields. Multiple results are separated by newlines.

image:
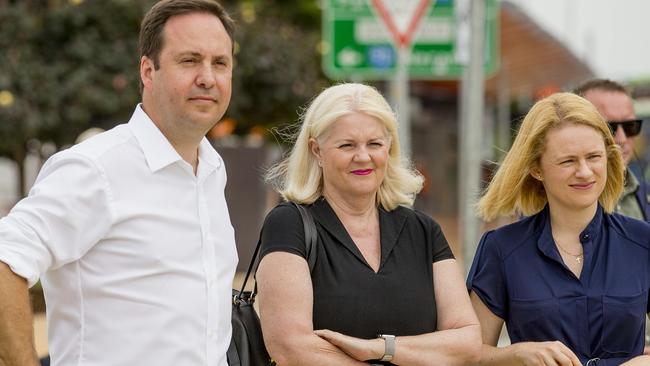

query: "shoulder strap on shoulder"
xmin=292 ymin=202 xmax=318 ymax=272
xmin=238 ymin=202 xmax=318 ymax=299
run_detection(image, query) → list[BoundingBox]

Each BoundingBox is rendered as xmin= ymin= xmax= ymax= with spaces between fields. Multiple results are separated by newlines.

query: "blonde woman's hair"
xmin=266 ymin=83 xmax=423 ymax=210
xmin=477 ymin=92 xmax=625 ymax=221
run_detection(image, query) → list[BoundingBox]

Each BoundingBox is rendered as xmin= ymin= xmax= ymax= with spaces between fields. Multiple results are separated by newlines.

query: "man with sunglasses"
xmin=575 ymin=79 xmax=650 ymax=222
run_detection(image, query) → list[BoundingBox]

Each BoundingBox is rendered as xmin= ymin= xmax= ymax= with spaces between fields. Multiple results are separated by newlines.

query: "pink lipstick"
xmin=570 ymin=182 xmax=595 ymax=190
xmin=351 ymin=169 xmax=373 ymax=175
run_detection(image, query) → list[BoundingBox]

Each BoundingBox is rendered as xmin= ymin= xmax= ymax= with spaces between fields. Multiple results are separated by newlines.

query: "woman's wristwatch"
xmin=377 ymin=334 xmax=396 ymax=362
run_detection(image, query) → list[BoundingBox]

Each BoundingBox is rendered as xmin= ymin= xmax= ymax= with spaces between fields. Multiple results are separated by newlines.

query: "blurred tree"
xmin=0 ymin=1 xmax=145 ymax=196
xmin=33 ymin=0 xmax=144 ymax=144
xmin=0 ymin=4 xmax=37 ymax=196
xmin=0 ymin=0 xmax=329 ymax=197
xmin=226 ymin=0 xmax=329 ymax=134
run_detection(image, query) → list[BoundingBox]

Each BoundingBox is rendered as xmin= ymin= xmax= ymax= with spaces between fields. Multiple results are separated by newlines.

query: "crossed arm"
xmin=257 ymin=254 xmax=481 ymax=365
xmin=257 ymin=252 xmax=366 ymax=365
xmin=470 ymin=291 xmax=650 ymax=366
xmin=0 ymin=262 xmax=39 ymax=366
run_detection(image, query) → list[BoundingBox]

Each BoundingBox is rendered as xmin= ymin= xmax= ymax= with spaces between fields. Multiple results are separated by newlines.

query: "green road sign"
xmin=322 ymin=0 xmax=499 ymax=80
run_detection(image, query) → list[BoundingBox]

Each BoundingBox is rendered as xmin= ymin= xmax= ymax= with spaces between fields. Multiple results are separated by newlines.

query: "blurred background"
xmin=0 ymin=0 xmax=649 ymax=358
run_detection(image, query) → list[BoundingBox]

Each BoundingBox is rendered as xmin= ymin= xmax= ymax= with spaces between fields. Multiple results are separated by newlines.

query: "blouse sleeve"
xmin=411 ymin=209 xmax=454 ymax=262
xmin=430 ymin=218 xmax=455 ymax=263
xmin=466 ymin=230 xmax=508 ymax=319
xmin=259 ymin=202 xmax=308 ymax=261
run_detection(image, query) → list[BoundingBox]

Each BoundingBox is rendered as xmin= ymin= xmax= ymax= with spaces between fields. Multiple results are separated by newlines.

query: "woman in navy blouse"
xmin=468 ymin=92 xmax=650 ymax=366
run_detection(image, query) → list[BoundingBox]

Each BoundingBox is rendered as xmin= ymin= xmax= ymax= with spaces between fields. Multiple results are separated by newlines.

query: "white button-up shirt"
xmin=0 ymin=105 xmax=238 ymax=366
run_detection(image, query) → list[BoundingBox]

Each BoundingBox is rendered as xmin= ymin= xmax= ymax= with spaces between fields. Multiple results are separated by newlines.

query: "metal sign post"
xmin=371 ymin=0 xmax=431 ymax=157
xmin=391 ymin=47 xmax=411 ymax=156
xmin=459 ymin=0 xmax=486 ymax=274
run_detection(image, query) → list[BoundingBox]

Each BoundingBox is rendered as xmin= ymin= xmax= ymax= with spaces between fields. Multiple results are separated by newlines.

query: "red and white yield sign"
xmin=370 ymin=0 xmax=433 ymax=48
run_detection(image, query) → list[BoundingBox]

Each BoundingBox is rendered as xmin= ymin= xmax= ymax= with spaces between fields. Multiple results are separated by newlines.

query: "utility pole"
xmin=459 ymin=0 xmax=485 ymax=274
xmin=373 ymin=0 xmax=432 ymax=159
xmin=391 ymin=47 xmax=412 ymax=157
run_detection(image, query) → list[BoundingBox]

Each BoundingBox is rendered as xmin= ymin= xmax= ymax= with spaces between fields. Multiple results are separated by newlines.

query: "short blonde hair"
xmin=266 ymin=83 xmax=423 ymax=210
xmin=477 ymin=92 xmax=624 ymax=221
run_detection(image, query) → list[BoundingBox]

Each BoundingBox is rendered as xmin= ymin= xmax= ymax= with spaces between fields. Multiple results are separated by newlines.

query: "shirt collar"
xmin=198 ymin=137 xmax=223 ymax=171
xmin=623 ymin=168 xmax=640 ymax=196
xmin=309 ymin=197 xmax=407 ymax=270
xmin=537 ymin=204 xmax=604 ymax=259
xmin=579 ymin=204 xmax=604 ymax=244
xmin=309 ymin=198 xmax=360 ymax=260
xmin=128 ymin=104 xmax=222 ymax=173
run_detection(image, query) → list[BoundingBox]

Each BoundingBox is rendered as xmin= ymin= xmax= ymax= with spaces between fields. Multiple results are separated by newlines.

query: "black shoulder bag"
xmin=227 ymin=203 xmax=318 ymax=366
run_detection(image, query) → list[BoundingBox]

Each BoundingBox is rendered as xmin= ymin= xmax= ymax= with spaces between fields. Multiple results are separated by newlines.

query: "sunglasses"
xmin=607 ymin=119 xmax=643 ymax=137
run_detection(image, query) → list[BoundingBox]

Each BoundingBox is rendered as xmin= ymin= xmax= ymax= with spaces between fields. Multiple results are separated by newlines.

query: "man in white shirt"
xmin=0 ymin=1 xmax=238 ymax=365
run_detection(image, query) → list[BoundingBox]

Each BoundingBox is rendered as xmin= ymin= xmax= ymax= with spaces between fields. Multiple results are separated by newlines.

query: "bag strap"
xmin=237 ymin=202 xmax=318 ymax=297
xmin=293 ymin=202 xmax=318 ymax=272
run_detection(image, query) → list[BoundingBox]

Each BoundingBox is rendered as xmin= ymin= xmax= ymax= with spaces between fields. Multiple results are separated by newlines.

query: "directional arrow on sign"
xmin=370 ymin=0 xmax=433 ymax=48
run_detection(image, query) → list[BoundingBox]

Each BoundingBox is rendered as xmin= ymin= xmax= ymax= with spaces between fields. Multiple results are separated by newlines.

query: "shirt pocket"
xmin=509 ymin=297 xmax=561 ymax=342
xmin=601 ymin=291 xmax=647 ymax=356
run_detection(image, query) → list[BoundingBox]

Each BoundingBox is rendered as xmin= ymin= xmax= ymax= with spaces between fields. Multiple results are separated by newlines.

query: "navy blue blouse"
xmin=467 ymin=205 xmax=650 ymax=365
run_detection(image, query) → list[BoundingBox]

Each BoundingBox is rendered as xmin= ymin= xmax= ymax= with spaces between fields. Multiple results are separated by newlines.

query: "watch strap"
xmin=378 ymin=334 xmax=395 ymax=362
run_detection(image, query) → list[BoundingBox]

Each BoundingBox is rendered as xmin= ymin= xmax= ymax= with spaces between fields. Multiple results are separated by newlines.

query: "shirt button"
xmin=582 ymin=234 xmax=590 ymax=241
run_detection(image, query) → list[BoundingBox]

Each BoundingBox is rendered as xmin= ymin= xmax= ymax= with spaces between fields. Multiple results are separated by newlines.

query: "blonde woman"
xmin=468 ymin=92 xmax=650 ymax=365
xmin=257 ymin=83 xmax=481 ymax=365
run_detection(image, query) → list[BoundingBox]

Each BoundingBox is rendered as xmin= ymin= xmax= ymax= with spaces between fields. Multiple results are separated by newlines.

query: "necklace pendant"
xmin=576 ymin=255 xmax=583 ymax=264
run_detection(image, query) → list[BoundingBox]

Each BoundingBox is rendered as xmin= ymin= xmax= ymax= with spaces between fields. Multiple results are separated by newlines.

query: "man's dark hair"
xmin=139 ymin=0 xmax=235 ymax=88
xmin=573 ymin=78 xmax=630 ymax=97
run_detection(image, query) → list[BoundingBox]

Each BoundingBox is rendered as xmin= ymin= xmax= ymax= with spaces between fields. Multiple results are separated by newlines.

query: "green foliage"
xmin=228 ymin=3 xmax=329 ymax=132
xmin=239 ymin=0 xmax=321 ymax=29
xmin=33 ymin=1 xmax=144 ymax=143
xmin=0 ymin=1 xmax=145 ymax=159
xmin=0 ymin=0 xmax=330 ymax=195
xmin=0 ymin=5 xmax=39 ymax=159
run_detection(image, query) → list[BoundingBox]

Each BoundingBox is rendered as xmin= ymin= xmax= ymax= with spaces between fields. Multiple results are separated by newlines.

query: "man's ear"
xmin=140 ymin=56 xmax=155 ymax=91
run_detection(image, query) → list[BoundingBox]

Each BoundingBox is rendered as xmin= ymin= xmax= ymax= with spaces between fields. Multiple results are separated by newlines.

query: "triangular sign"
xmin=371 ymin=0 xmax=432 ymax=48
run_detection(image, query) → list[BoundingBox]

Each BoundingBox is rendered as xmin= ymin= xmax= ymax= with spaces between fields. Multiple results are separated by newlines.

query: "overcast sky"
xmin=508 ymin=0 xmax=650 ymax=81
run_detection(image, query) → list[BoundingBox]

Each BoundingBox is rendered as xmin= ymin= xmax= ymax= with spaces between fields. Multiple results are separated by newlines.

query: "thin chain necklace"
xmin=555 ymin=240 xmax=584 ymax=264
